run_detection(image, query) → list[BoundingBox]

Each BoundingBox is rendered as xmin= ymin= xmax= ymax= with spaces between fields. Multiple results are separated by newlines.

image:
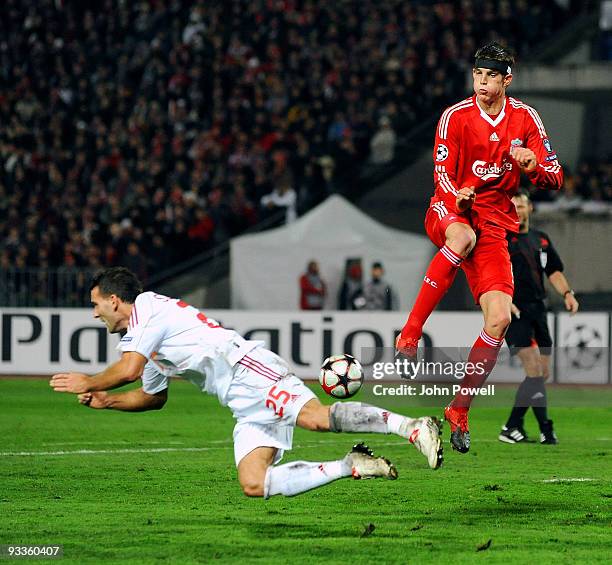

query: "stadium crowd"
xmin=0 ymin=0 xmax=587 ymax=283
xmin=530 ymin=155 xmax=612 ymax=213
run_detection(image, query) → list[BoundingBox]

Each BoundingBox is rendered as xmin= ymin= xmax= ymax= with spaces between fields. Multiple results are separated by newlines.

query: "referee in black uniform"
xmin=499 ymin=192 xmax=579 ymax=445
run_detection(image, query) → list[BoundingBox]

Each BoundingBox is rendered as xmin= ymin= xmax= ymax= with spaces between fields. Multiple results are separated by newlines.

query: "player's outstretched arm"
xmin=78 ymin=388 xmax=167 ymax=412
xmin=50 ymin=351 xmax=147 ymax=394
xmin=77 ymin=388 xmax=167 ymax=411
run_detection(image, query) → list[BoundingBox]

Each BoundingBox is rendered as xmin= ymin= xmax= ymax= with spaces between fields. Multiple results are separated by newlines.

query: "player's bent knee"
xmin=296 ymin=399 xmax=330 ymax=432
xmin=240 ymin=479 xmax=264 ymax=497
xmin=446 ymin=226 xmax=476 ymax=256
xmin=486 ymin=312 xmax=512 ymax=336
xmin=238 ymin=469 xmax=266 ymax=497
xmin=237 ymin=447 xmax=276 ymax=497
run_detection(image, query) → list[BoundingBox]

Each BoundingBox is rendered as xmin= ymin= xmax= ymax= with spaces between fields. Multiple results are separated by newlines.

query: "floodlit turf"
xmin=1 ymin=378 xmax=611 ymax=564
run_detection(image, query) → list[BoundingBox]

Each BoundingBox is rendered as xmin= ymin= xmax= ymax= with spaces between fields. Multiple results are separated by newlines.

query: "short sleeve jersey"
xmin=116 ymin=292 xmax=262 ymax=404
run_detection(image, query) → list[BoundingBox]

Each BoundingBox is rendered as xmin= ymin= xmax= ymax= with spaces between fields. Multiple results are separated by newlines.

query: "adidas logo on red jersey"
xmin=489 ymin=132 xmax=499 ymax=142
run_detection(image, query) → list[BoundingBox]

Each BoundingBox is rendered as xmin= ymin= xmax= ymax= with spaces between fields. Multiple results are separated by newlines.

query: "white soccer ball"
xmin=319 ymin=354 xmax=364 ymax=399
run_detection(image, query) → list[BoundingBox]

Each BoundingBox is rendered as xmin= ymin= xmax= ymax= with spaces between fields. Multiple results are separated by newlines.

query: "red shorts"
xmin=424 ymin=201 xmax=514 ymax=304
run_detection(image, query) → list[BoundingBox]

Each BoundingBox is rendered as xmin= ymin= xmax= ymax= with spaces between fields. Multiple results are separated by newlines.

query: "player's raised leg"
xmin=297 ymin=399 xmax=443 ymax=470
xmin=397 ymin=216 xmax=476 ymax=357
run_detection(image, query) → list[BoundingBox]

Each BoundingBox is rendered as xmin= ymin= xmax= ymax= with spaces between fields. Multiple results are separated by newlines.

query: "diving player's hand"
xmin=511 ymin=303 xmax=521 ymax=319
xmin=456 ymin=186 xmax=476 ymax=213
xmin=50 ymin=372 xmax=90 ymax=393
xmin=78 ymin=392 xmax=109 ymax=409
xmin=510 ymin=146 xmax=537 ymax=172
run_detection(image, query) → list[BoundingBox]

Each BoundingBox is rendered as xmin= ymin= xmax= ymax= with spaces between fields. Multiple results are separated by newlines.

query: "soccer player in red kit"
xmin=396 ymin=42 xmax=563 ymax=453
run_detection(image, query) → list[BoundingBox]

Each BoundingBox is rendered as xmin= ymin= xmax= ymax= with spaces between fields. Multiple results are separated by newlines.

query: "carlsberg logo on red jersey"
xmin=472 ymin=160 xmax=513 ymax=181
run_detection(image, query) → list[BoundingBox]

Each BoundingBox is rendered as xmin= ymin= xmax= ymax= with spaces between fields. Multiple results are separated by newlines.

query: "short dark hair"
xmin=513 ymin=188 xmax=531 ymax=200
xmin=90 ymin=267 xmax=143 ymax=303
xmin=474 ymin=41 xmax=515 ymax=74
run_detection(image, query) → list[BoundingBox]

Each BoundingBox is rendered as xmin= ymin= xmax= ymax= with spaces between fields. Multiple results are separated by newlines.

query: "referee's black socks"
xmin=529 ymin=376 xmax=549 ymax=429
xmin=506 ymin=376 xmax=548 ymax=429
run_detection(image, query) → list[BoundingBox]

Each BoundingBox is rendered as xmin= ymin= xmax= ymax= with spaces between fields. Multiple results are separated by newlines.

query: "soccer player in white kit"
xmin=51 ymin=267 xmax=443 ymax=498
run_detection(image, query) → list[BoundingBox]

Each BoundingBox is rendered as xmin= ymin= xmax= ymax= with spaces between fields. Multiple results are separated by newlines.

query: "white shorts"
xmin=227 ymin=347 xmax=317 ymax=466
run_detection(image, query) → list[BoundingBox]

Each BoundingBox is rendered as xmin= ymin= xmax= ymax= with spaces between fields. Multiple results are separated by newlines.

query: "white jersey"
xmin=116 ymin=292 xmax=262 ymax=404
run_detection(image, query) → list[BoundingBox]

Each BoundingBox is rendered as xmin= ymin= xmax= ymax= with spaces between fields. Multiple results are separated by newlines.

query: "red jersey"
xmin=432 ymin=95 xmax=563 ymax=233
xmin=299 ymin=273 xmax=326 ymax=310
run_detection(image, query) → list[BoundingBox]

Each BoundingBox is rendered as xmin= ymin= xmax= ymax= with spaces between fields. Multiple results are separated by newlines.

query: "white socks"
xmin=264 ymin=459 xmax=351 ymax=498
xmin=387 ymin=411 xmax=411 ymax=436
xmin=329 ymin=401 xmax=417 ymax=438
xmin=262 ymin=404 xmax=422 ymax=498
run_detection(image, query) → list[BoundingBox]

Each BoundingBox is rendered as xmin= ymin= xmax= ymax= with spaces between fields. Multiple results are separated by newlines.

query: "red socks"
xmin=401 ymin=246 xmax=504 ymax=409
xmin=452 ymin=329 xmax=503 ymax=409
xmin=401 ymin=245 xmax=463 ymax=340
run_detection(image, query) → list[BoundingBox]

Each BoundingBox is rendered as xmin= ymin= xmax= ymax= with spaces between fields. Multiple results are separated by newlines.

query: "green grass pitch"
xmin=1 ymin=378 xmax=610 ymax=564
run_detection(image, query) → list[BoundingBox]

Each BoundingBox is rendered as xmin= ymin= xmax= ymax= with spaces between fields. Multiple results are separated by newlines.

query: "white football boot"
xmin=400 ymin=416 xmax=444 ymax=469
xmin=345 ymin=443 xmax=398 ymax=480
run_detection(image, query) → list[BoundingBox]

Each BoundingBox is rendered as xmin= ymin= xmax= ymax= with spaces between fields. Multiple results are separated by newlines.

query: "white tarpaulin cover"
xmin=230 ymin=195 xmax=434 ymax=310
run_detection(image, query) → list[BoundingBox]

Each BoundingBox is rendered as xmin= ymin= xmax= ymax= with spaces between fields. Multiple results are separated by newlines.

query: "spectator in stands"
xmin=187 ymin=208 xmax=215 ymax=249
xmin=531 ymin=155 xmax=612 ymax=213
xmin=369 ymin=116 xmax=397 ymax=165
xmin=338 ymin=259 xmax=365 ymax=310
xmin=121 ymin=242 xmax=148 ymax=286
xmin=299 ymin=260 xmax=327 ymax=310
xmin=260 ymin=177 xmax=297 ymax=224
xmin=555 ymin=177 xmax=583 ymax=211
xmin=598 ymin=0 xmax=612 ymax=59
xmin=363 ymin=262 xmax=397 ymax=310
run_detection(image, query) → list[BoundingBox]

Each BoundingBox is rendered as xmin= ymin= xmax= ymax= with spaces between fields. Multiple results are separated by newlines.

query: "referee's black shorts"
xmin=505 ymin=302 xmax=553 ymax=355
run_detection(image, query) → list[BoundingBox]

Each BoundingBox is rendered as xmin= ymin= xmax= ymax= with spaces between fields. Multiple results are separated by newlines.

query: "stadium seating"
xmin=0 ymin=0 xmax=589 ymax=300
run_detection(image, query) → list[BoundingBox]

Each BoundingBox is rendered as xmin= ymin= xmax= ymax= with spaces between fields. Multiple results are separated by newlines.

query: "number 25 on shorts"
xmin=265 ymin=386 xmax=290 ymax=418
